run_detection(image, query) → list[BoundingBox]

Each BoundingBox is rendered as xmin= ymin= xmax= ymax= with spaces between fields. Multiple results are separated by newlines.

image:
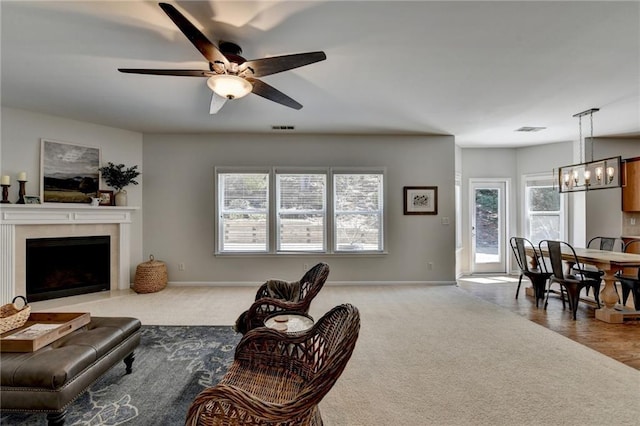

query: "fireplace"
xmin=0 ymin=204 xmax=138 ymax=304
xmin=26 ymin=235 xmax=111 ymax=302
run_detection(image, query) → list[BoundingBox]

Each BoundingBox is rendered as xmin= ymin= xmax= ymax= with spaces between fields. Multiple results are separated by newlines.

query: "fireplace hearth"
xmin=26 ymin=235 xmax=111 ymax=302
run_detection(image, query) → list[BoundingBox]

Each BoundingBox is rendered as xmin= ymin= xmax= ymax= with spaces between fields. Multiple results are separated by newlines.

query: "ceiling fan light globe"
xmin=207 ymin=75 xmax=252 ymax=100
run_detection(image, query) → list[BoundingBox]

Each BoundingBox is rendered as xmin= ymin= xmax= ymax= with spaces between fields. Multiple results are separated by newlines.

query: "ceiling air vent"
xmin=515 ymin=127 xmax=546 ymax=132
xmin=271 ymin=125 xmax=295 ymax=130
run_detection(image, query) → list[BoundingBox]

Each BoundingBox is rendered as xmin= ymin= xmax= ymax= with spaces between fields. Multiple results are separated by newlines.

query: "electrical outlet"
xmin=631 ymin=217 xmax=637 ymax=225
xmin=178 ymin=262 xmax=185 ymax=271
xmin=428 ymin=262 xmax=433 ymax=271
xmin=303 ymin=263 xmax=309 ymax=271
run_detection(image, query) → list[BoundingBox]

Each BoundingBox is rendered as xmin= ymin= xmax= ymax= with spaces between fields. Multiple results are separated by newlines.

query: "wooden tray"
xmin=0 ymin=312 xmax=90 ymax=352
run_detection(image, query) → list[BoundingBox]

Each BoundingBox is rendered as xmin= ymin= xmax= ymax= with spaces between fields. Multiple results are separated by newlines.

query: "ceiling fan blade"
xmin=118 ymin=69 xmax=214 ymax=77
xmin=241 ymin=51 xmax=326 ymax=77
xmin=210 ymin=92 xmax=227 ymax=114
xmin=158 ymin=3 xmax=229 ymax=68
xmin=247 ymin=78 xmax=302 ymax=110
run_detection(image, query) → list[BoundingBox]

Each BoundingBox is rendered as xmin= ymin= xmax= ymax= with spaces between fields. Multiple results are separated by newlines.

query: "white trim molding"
xmin=0 ymin=204 xmax=139 ymax=304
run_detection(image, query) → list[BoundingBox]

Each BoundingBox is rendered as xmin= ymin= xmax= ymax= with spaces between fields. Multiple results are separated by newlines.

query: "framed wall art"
xmin=404 ymin=186 xmax=438 ymax=215
xmin=40 ymin=139 xmax=100 ymax=204
xmin=98 ymin=189 xmax=114 ymax=206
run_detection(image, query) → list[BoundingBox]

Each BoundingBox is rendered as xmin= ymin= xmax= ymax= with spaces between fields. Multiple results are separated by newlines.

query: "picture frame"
xmin=24 ymin=195 xmax=41 ymax=204
xmin=98 ymin=189 xmax=114 ymax=206
xmin=40 ymin=139 xmax=100 ymax=204
xmin=404 ymin=186 xmax=438 ymax=215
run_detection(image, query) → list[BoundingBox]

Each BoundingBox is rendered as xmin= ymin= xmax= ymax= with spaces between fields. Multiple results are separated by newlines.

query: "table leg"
xmin=595 ymin=269 xmax=623 ymax=323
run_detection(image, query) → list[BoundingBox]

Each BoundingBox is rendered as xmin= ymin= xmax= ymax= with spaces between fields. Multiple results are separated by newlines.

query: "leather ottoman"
xmin=1 ymin=316 xmax=141 ymax=425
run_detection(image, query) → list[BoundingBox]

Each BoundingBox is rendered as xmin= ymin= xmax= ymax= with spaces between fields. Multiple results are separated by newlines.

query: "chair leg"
xmin=533 ymin=277 xmax=547 ymax=309
xmin=558 ymin=286 xmax=566 ymax=309
xmin=621 ymin=285 xmax=631 ymax=307
xmin=516 ymin=274 xmax=523 ymax=299
xmin=633 ymin=285 xmax=640 ymax=311
xmin=563 ymin=284 xmax=581 ymax=320
xmin=544 ymin=280 xmax=553 ymax=310
xmin=590 ymin=283 xmax=601 ymax=309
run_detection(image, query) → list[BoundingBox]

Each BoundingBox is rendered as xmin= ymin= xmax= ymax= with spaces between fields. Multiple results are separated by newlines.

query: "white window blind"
xmin=218 ymin=173 xmax=269 ymax=252
xmin=334 ymin=173 xmax=384 ymax=252
xmin=216 ymin=168 xmax=385 ymax=254
xmin=524 ymin=174 xmax=564 ymax=244
xmin=276 ymin=173 xmax=326 ymax=252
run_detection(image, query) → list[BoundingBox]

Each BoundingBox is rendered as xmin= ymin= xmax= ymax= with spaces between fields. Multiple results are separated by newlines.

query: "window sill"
xmin=214 ymin=251 xmax=388 ymax=258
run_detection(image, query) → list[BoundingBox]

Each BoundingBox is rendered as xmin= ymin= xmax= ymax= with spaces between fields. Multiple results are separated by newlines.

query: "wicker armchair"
xmin=186 ymin=303 xmax=361 ymax=426
xmin=235 ymin=262 xmax=329 ymax=334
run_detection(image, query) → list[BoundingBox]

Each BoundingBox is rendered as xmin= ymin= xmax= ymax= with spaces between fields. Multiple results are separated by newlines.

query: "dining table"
xmin=526 ymin=245 xmax=640 ymax=323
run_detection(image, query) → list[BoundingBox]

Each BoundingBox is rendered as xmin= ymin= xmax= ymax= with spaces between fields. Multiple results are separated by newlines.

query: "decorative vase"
xmin=115 ymin=189 xmax=128 ymax=206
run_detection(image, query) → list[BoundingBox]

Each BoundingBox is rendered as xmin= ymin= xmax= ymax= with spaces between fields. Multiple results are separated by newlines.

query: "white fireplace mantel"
xmin=0 ymin=204 xmax=139 ymax=304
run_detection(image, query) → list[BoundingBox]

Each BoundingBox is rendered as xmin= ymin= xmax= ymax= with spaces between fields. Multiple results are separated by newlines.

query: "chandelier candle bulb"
xmin=584 ymin=170 xmax=591 ymax=185
xmin=595 ymin=167 xmax=603 ymax=183
xmin=607 ymin=166 xmax=615 ymax=183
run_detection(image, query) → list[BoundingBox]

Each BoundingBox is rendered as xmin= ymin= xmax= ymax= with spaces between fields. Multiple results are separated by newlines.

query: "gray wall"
xmin=3 ymin=106 xmax=634 ymax=284
xmin=585 ymin=138 xmax=640 ymax=240
xmin=142 ymin=133 xmax=457 ymax=284
xmin=459 ymin=148 xmax=518 ymax=274
xmin=0 ymin=107 xmax=145 ymax=279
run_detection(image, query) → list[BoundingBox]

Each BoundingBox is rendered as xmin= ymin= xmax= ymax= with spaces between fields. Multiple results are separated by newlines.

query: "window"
xmin=218 ymin=172 xmax=269 ymax=252
xmin=334 ymin=173 xmax=383 ymax=251
xmin=277 ymin=173 xmax=326 ymax=252
xmin=216 ymin=168 xmax=385 ymax=254
xmin=523 ymin=174 xmax=564 ymax=244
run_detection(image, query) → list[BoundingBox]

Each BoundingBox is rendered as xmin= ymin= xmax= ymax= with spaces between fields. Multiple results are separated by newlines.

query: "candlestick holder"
xmin=1 ymin=184 xmax=10 ymax=203
xmin=16 ymin=180 xmax=27 ymax=204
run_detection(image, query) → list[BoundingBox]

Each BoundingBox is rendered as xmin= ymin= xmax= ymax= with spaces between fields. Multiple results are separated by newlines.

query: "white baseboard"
xmin=167 ymin=280 xmax=457 ymax=287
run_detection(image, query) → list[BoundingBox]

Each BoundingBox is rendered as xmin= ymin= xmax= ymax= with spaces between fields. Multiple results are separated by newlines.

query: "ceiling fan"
xmin=119 ymin=2 xmax=326 ymax=114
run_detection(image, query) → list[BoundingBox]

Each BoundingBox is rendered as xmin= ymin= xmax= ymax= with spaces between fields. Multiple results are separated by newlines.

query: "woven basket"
xmin=0 ymin=296 xmax=31 ymax=334
xmin=133 ymin=255 xmax=168 ymax=294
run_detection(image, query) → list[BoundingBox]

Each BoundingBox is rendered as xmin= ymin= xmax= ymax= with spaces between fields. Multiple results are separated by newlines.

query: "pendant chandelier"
xmin=557 ymin=108 xmax=622 ymax=193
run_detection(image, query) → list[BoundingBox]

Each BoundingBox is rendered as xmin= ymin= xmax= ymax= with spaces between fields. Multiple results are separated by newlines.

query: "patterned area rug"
xmin=1 ymin=325 xmax=241 ymax=425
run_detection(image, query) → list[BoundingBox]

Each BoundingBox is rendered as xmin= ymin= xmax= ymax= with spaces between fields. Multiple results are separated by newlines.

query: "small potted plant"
xmin=98 ymin=162 xmax=140 ymax=206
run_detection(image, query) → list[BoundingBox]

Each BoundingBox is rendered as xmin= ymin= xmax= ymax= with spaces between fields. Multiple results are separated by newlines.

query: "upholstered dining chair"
xmin=509 ymin=237 xmax=552 ymax=307
xmin=186 ymin=303 xmax=361 ymax=426
xmin=616 ymin=239 xmax=640 ymax=310
xmin=540 ymin=240 xmax=603 ymax=320
xmin=234 ymin=262 xmax=330 ymax=334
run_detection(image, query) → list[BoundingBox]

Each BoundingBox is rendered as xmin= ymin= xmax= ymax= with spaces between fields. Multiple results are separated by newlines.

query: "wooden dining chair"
xmin=509 ymin=237 xmax=552 ymax=308
xmin=616 ymin=239 xmax=640 ymax=310
xmin=539 ymin=240 xmax=602 ymax=320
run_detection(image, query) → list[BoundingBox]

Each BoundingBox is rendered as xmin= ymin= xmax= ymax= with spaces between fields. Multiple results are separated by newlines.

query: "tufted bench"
xmin=0 ymin=316 xmax=141 ymax=425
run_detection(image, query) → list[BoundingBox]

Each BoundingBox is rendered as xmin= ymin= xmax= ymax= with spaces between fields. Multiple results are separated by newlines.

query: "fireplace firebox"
xmin=26 ymin=235 xmax=111 ymax=302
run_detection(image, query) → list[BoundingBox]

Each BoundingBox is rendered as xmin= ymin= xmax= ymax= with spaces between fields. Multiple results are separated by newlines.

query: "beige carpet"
xmin=32 ymin=285 xmax=640 ymax=425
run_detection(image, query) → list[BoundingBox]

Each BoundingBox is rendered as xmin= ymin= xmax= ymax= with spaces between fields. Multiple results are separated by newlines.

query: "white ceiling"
xmin=2 ymin=1 xmax=639 ymax=147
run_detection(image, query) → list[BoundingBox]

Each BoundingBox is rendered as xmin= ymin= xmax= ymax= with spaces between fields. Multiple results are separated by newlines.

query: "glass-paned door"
xmin=470 ymin=180 xmax=507 ymax=273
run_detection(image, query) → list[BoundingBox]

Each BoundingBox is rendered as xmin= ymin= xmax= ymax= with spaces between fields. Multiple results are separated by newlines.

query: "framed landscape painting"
xmin=404 ymin=186 xmax=438 ymax=215
xmin=41 ymin=139 xmax=100 ymax=203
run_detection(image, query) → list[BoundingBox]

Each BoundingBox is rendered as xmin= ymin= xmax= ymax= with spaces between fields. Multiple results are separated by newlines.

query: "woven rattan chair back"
xmin=236 ymin=263 xmax=330 ymax=334
xmin=186 ymin=304 xmax=361 ymax=426
xmin=297 ymin=262 xmax=330 ymax=304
